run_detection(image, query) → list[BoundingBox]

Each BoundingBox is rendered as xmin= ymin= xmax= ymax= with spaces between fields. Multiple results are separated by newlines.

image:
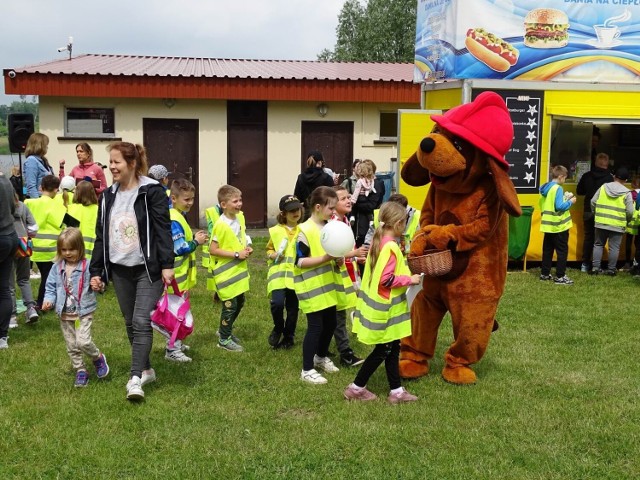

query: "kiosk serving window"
xmin=550 ymin=118 xmax=640 ymax=184
xmin=64 ymin=107 xmax=115 ymax=138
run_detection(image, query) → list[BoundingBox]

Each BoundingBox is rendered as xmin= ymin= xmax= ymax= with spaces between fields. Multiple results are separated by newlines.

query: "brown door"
xmin=301 ymin=121 xmax=354 ymax=181
xmin=228 ymin=101 xmax=267 ymax=228
xmin=143 ymin=118 xmax=199 ymax=226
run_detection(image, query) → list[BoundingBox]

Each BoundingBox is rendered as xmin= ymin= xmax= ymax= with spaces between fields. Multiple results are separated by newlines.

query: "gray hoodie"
xmin=591 ymin=181 xmax=634 ymax=232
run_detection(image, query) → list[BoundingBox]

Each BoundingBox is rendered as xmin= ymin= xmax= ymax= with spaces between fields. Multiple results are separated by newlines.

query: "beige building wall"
xmin=39 ymin=97 xmax=416 ymax=226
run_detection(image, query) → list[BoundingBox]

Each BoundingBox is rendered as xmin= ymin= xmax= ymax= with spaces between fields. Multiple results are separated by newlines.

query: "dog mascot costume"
xmin=400 ymin=91 xmax=521 ymax=385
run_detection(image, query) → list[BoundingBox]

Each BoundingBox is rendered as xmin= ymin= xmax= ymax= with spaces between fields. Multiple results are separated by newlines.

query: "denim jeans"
xmin=110 ymin=264 xmax=163 ymax=378
xmin=10 ymin=255 xmax=36 ymax=315
xmin=0 ymin=233 xmax=18 ymax=338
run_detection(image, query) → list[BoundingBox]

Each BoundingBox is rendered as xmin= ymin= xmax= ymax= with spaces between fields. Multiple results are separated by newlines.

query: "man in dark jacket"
xmin=293 ymin=151 xmax=334 ymax=220
xmin=576 ymin=152 xmax=613 ymax=271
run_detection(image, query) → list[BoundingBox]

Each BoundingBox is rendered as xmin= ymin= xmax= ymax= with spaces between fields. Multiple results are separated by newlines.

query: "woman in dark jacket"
xmin=89 ymin=141 xmax=174 ymax=401
xmin=294 ymin=151 xmax=334 ymax=219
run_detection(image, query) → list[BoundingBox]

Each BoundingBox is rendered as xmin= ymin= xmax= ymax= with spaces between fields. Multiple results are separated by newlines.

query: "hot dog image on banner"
xmin=415 ymin=0 xmax=640 ymax=83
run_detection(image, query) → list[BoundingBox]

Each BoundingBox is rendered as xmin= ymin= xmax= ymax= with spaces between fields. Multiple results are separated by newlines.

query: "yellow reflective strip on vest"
xmin=216 ymin=270 xmax=249 ymax=290
xmin=353 ymin=310 xmax=411 ymax=331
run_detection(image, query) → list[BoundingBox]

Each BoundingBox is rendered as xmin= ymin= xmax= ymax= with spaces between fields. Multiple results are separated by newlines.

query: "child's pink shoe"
xmin=343 ymin=384 xmax=377 ymax=401
xmin=387 ymin=387 xmax=418 ymax=404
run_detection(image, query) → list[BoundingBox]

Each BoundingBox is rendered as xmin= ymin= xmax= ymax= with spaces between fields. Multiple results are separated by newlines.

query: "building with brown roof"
xmin=4 ymin=54 xmax=420 ymax=226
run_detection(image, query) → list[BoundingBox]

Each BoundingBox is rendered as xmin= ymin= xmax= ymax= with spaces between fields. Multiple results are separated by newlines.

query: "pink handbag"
xmin=150 ymin=280 xmax=194 ymax=349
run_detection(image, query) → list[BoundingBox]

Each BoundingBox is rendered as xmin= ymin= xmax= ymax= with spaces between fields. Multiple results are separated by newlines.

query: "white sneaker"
xmin=9 ymin=316 xmax=18 ymax=329
xmin=0 ymin=337 xmax=8 ymax=349
xmin=126 ymin=376 xmax=144 ymax=400
xmin=174 ymin=339 xmax=190 ymax=352
xmin=165 ymin=349 xmax=192 ymax=362
xmin=314 ymin=355 xmax=339 ymax=373
xmin=141 ymin=368 xmax=156 ymax=386
xmin=301 ymin=368 xmax=327 ymax=384
xmin=30 ymin=270 xmax=40 ymax=279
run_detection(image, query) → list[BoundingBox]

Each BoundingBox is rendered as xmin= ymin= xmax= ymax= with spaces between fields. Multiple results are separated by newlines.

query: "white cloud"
xmin=0 ymin=0 xmax=345 ymax=102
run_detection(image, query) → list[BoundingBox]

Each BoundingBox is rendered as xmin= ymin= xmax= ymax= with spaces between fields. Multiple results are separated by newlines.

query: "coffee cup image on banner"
xmin=523 ymin=8 xmax=569 ymax=49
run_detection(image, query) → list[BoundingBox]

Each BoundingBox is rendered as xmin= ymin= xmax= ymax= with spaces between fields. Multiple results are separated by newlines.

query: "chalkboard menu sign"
xmin=472 ymin=89 xmax=544 ymax=193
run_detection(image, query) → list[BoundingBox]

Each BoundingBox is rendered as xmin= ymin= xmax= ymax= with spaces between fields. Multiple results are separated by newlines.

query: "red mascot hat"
xmin=430 ymin=91 xmax=513 ymax=170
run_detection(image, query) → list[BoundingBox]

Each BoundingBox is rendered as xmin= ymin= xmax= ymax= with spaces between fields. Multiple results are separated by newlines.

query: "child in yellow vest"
xmin=539 ymin=165 xmax=576 ymax=284
xmin=25 ymin=175 xmax=75 ymax=310
xmin=345 ymin=201 xmax=421 ymax=403
xmin=208 ymin=185 xmax=252 ymax=352
xmin=67 ymin=181 xmax=98 ymax=261
xmin=266 ymin=195 xmax=303 ymax=349
xmin=294 ymin=186 xmax=343 ymax=384
xmin=162 ymin=179 xmax=208 ymax=362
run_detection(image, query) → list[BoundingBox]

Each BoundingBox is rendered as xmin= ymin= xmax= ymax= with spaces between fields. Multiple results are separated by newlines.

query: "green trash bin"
xmin=508 ymin=206 xmax=534 ymax=261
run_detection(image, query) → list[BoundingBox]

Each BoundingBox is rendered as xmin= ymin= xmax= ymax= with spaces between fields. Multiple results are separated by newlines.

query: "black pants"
xmin=541 ymin=230 xmax=569 ymax=278
xmin=581 ymin=214 xmax=595 ymax=266
xmin=35 ymin=261 xmax=54 ymax=308
xmin=302 ymin=306 xmax=337 ymax=371
xmin=0 ymin=233 xmax=18 ymax=338
xmin=354 ymin=340 xmax=401 ymax=390
xmin=270 ymin=288 xmax=298 ymax=340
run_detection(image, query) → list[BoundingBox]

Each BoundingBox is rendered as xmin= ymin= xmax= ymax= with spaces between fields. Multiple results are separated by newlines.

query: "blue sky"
xmin=1 ymin=0 xmax=345 ymax=104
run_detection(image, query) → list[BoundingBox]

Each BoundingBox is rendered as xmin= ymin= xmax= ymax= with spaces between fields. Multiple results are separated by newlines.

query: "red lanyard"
xmin=61 ymin=259 xmax=87 ymax=305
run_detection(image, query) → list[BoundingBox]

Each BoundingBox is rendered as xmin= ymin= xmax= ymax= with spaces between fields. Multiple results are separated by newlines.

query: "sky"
xmin=0 ymin=0 xmax=346 ymax=104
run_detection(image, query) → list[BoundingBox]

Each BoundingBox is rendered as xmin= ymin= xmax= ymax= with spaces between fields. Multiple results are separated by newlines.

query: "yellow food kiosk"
xmin=400 ymin=0 xmax=640 ymax=262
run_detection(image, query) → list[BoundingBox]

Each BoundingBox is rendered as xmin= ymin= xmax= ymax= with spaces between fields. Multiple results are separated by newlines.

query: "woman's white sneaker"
xmin=126 ymin=376 xmax=144 ymax=400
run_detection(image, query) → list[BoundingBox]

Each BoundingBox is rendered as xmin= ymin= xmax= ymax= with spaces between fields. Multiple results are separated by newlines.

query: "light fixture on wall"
xmin=317 ymin=103 xmax=329 ymax=117
xmin=163 ymin=98 xmax=177 ymax=109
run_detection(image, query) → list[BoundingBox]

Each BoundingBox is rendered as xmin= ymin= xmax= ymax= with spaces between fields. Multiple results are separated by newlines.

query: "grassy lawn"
xmin=1 ymin=237 xmax=638 ymax=479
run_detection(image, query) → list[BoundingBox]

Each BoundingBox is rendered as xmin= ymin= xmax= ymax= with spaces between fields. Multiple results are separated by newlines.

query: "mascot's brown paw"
xmin=441 ymin=365 xmax=477 ymax=385
xmin=399 ymin=359 xmax=429 ymax=379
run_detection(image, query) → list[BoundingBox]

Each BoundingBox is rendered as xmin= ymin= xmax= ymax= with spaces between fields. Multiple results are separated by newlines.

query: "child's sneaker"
xmin=9 ymin=316 xmax=18 ymax=329
xmin=141 ymin=368 xmax=156 ymax=387
xmin=340 ymin=352 xmax=364 ymax=367
xmin=174 ymin=340 xmax=190 ymax=352
xmin=300 ymin=368 xmax=327 ymax=384
xmin=215 ymin=329 xmax=241 ymax=344
xmin=268 ymin=329 xmax=282 ymax=348
xmin=539 ymin=274 xmax=553 ymax=281
xmin=165 ymin=348 xmax=192 ymax=362
xmin=580 ymin=263 xmax=590 ymax=273
xmin=313 ymin=355 xmax=339 ymax=373
xmin=344 ymin=384 xmax=377 ymax=401
xmin=387 ymin=387 xmax=418 ymax=404
xmin=0 ymin=337 xmax=8 ymax=349
xmin=93 ymin=353 xmax=110 ymax=378
xmin=126 ymin=376 xmax=144 ymax=401
xmin=74 ymin=370 xmax=89 ymax=388
xmin=217 ymin=338 xmax=244 ymax=352
xmin=278 ymin=337 xmax=295 ymax=350
xmin=554 ymin=275 xmax=574 ymax=285
xmin=26 ymin=307 xmax=39 ymax=324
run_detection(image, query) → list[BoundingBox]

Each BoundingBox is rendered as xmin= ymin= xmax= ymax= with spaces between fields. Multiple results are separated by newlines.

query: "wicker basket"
xmin=407 ymin=249 xmax=453 ymax=277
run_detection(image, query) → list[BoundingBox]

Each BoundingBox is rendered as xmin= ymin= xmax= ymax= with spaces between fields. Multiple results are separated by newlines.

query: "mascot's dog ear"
xmin=401 ymin=135 xmax=437 ymax=187
xmin=401 ymin=152 xmax=430 ymax=187
xmin=488 ymin=159 xmax=522 ymax=217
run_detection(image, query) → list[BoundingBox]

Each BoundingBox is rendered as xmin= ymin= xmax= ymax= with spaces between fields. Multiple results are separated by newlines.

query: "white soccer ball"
xmin=321 ymin=221 xmax=355 ymax=257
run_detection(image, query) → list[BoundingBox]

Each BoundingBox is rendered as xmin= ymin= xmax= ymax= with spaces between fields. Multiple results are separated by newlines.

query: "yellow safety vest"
xmin=201 ymin=205 xmax=245 ymax=268
xmin=293 ymin=219 xmax=339 ymax=314
xmin=594 ymin=185 xmax=628 ymax=229
xmin=352 ymin=240 xmax=412 ymax=345
xmin=267 ymin=224 xmax=298 ymax=296
xmin=206 ymin=217 xmax=250 ymax=300
xmin=373 ymin=207 xmax=421 ymax=254
xmin=170 ymin=208 xmax=197 ymax=292
xmin=539 ymin=184 xmax=572 ymax=233
xmin=25 ymin=196 xmax=66 ymax=262
xmin=626 ymin=208 xmax=640 ymax=235
xmin=67 ymin=203 xmax=98 ymax=260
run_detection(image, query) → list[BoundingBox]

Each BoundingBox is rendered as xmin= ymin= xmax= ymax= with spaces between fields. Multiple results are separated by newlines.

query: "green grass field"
xmin=1 ymin=238 xmax=638 ymax=479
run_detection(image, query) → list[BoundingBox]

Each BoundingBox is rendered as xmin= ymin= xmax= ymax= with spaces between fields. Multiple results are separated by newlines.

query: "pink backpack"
xmin=150 ymin=280 xmax=194 ymax=348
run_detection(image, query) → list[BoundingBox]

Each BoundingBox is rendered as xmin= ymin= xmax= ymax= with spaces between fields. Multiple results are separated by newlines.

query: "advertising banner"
xmin=415 ymin=0 xmax=640 ymax=83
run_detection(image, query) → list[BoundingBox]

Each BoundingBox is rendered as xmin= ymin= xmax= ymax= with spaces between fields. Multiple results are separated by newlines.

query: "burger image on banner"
xmin=524 ymin=8 xmax=569 ymax=48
